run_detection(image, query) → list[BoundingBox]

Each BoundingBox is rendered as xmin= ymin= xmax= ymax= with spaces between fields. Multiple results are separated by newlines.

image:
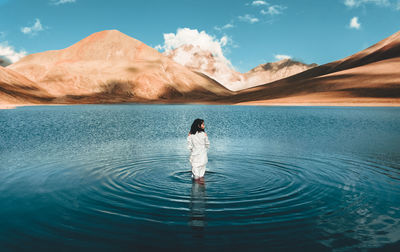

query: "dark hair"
xmin=190 ymin=118 xmax=205 ymax=135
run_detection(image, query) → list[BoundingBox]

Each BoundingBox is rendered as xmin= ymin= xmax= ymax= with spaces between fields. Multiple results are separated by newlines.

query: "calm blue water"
xmin=0 ymin=105 xmax=399 ymax=251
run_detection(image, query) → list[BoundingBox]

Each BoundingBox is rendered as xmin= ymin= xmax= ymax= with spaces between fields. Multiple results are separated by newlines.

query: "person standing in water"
xmin=187 ymin=119 xmax=210 ymax=182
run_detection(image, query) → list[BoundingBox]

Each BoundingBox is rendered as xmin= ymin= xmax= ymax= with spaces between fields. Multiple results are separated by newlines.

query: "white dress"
xmin=187 ymin=131 xmax=210 ymax=179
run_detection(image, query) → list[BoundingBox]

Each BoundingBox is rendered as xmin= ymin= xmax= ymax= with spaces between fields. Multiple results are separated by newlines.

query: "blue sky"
xmin=0 ymin=0 xmax=399 ymax=72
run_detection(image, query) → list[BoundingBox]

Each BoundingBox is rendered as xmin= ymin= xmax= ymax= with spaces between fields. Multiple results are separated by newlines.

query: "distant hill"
xmin=242 ymin=59 xmax=318 ymax=90
xmin=165 ymin=45 xmax=316 ymax=91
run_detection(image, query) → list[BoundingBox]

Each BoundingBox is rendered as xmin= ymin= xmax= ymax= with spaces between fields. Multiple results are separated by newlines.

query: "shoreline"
xmin=2 ymin=101 xmax=400 ymax=109
xmin=0 ymin=104 xmax=70 ymax=110
xmin=233 ymin=102 xmax=400 ymax=107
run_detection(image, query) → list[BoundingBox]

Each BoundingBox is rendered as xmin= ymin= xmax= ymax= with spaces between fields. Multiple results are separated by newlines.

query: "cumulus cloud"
xmin=0 ymin=43 xmax=27 ymax=66
xmin=156 ymin=28 xmax=240 ymax=86
xmin=214 ymin=23 xmax=235 ymax=31
xmin=349 ymin=16 xmax=361 ymax=29
xmin=274 ymin=54 xmax=292 ymax=61
xmin=261 ymin=5 xmax=287 ymax=15
xmin=156 ymin=28 xmax=230 ymax=60
xmin=251 ymin=0 xmax=268 ymax=6
xmin=344 ymin=0 xmax=390 ymax=8
xmin=21 ymin=19 xmax=45 ymax=35
xmin=238 ymin=14 xmax=260 ymax=23
xmin=396 ymin=0 xmax=400 ymax=10
xmin=50 ymin=0 xmax=76 ymax=5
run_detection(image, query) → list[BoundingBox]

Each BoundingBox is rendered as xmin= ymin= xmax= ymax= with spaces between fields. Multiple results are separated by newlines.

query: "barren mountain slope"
xmin=8 ymin=30 xmax=232 ymax=103
xmin=229 ymin=31 xmax=400 ymax=105
xmin=0 ymin=66 xmax=53 ymax=104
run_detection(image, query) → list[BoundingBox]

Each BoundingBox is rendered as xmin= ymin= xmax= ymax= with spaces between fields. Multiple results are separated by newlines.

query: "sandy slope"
xmin=0 ymin=65 xmax=54 ymax=105
xmin=8 ymin=30 xmax=232 ymax=103
xmin=2 ymin=30 xmax=400 ymax=107
xmin=230 ymin=31 xmax=400 ymax=106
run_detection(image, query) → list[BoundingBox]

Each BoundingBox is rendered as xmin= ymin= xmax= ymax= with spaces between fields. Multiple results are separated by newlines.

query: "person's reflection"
xmin=189 ymin=179 xmax=207 ymax=236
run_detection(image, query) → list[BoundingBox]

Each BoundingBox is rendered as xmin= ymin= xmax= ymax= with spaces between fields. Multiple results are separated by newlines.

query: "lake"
xmin=0 ymin=105 xmax=399 ymax=251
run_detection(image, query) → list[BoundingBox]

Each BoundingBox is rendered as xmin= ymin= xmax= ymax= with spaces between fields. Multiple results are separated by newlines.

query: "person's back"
xmin=188 ymin=131 xmax=209 ymax=156
xmin=187 ymin=119 xmax=210 ymax=181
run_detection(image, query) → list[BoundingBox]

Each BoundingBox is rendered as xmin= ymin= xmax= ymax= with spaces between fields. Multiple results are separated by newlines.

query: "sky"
xmin=0 ymin=0 xmax=399 ymax=72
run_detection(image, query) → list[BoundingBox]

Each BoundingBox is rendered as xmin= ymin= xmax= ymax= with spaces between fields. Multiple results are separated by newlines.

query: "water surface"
xmin=0 ymin=105 xmax=399 ymax=251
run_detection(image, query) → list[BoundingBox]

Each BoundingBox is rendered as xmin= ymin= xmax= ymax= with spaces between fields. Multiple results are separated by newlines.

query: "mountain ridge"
xmin=227 ymin=30 xmax=400 ymax=105
xmin=6 ymin=30 xmax=232 ymax=103
xmin=165 ymin=44 xmax=317 ymax=91
xmin=1 ymin=29 xmax=399 ymax=106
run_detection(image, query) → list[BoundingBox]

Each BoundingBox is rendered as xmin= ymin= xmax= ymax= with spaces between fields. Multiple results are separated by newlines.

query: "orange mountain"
xmin=231 ymin=30 xmax=400 ymax=106
xmin=2 ymin=29 xmax=400 ymax=107
xmin=7 ymin=30 xmax=232 ymax=104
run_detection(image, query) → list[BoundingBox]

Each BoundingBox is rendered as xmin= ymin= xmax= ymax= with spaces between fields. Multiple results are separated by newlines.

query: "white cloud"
xmin=156 ymin=28 xmax=236 ymax=82
xmin=345 ymin=0 xmax=400 ymax=10
xmin=238 ymin=14 xmax=259 ymax=23
xmin=344 ymin=0 xmax=390 ymax=8
xmin=261 ymin=5 xmax=287 ymax=15
xmin=274 ymin=54 xmax=292 ymax=61
xmin=156 ymin=28 xmax=230 ymax=59
xmin=50 ymin=0 xmax=76 ymax=5
xmin=0 ymin=43 xmax=27 ymax=66
xmin=349 ymin=16 xmax=361 ymax=29
xmin=251 ymin=1 xmax=268 ymax=6
xmin=21 ymin=19 xmax=45 ymax=35
xmin=220 ymin=36 xmax=228 ymax=47
xmin=214 ymin=23 xmax=235 ymax=31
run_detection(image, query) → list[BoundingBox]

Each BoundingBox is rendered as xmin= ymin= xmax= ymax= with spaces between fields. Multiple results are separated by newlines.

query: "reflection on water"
xmin=0 ymin=105 xmax=399 ymax=251
xmin=189 ymin=179 xmax=207 ymax=234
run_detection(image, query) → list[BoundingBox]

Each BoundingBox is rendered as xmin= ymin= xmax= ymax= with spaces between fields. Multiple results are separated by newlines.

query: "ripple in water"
xmin=1 ymin=105 xmax=399 ymax=251
xmin=2 ymin=150 xmax=399 ymax=251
